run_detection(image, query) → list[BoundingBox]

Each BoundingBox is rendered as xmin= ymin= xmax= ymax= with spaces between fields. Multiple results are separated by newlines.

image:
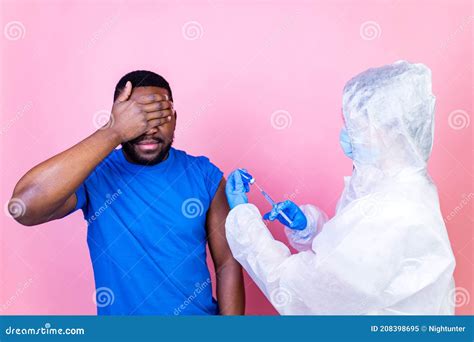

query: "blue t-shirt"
xmin=69 ymin=147 xmax=223 ymax=315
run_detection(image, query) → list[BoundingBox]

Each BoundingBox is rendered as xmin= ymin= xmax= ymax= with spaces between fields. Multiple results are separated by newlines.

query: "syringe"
xmin=238 ymin=169 xmax=293 ymax=226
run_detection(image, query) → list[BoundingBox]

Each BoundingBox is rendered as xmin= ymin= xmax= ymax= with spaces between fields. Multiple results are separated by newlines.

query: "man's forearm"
xmin=11 ymin=127 xmax=120 ymax=225
xmin=216 ymin=261 xmax=245 ymax=315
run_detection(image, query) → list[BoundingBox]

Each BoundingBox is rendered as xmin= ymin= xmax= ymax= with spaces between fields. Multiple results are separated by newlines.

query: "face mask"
xmin=339 ymin=127 xmax=353 ymax=159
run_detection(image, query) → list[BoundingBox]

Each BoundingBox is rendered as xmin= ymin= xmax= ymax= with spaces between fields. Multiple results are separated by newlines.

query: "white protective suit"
xmin=225 ymin=61 xmax=456 ymax=315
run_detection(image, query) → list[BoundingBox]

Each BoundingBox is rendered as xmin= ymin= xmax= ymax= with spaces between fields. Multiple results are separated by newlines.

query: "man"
xmin=225 ymin=61 xmax=455 ymax=315
xmin=9 ymin=70 xmax=244 ymax=315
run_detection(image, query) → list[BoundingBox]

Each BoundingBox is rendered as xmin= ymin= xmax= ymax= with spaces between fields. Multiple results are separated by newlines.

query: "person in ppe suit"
xmin=225 ymin=60 xmax=456 ymax=315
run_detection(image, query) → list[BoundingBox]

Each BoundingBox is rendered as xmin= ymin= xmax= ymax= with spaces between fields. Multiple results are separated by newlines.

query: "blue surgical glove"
xmin=226 ymin=169 xmax=252 ymax=209
xmin=263 ymin=200 xmax=307 ymax=230
xmin=339 ymin=127 xmax=353 ymax=159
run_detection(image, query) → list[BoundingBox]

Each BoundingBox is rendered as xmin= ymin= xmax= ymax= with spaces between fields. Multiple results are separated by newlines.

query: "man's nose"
xmin=145 ymin=126 xmax=159 ymax=135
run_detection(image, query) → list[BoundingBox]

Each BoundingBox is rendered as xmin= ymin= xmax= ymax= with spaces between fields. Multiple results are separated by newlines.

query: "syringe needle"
xmin=253 ymin=182 xmax=263 ymax=192
xmin=254 ymin=181 xmax=293 ymax=226
xmin=237 ymin=169 xmax=294 ymax=226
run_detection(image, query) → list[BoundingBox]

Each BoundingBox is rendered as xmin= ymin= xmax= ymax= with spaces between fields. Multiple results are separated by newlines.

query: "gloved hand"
xmin=226 ymin=169 xmax=252 ymax=209
xmin=339 ymin=127 xmax=353 ymax=159
xmin=263 ymin=200 xmax=308 ymax=230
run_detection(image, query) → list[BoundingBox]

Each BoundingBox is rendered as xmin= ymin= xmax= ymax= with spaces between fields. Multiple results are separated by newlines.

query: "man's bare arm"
xmin=10 ymin=81 xmax=173 ymax=226
xmin=11 ymin=128 xmax=122 ymax=226
xmin=206 ymin=178 xmax=245 ymax=315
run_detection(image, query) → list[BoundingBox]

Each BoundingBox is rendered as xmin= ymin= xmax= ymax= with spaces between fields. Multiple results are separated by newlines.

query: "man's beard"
xmin=121 ymin=135 xmax=174 ymax=166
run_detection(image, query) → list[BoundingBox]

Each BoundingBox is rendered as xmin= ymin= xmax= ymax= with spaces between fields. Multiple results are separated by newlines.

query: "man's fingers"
xmin=140 ymin=101 xmax=173 ymax=112
xmin=146 ymin=109 xmax=174 ymax=121
xmin=137 ymin=93 xmax=169 ymax=104
xmin=146 ymin=117 xmax=171 ymax=128
xmin=116 ymin=81 xmax=132 ymax=103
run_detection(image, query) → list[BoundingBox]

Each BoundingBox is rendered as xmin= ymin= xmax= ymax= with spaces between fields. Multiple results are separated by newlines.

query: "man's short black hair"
xmin=114 ymin=70 xmax=173 ymax=102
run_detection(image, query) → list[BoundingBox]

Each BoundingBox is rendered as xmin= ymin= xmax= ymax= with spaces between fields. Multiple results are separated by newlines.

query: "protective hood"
xmin=337 ymin=61 xmax=437 ymax=210
xmin=342 ymin=60 xmax=436 ymax=174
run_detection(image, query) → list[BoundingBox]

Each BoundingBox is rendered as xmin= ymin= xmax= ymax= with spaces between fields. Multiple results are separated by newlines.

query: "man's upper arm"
xmin=48 ymin=193 xmax=79 ymax=221
xmin=49 ymin=183 xmax=87 ymax=221
xmin=206 ymin=178 xmax=234 ymax=267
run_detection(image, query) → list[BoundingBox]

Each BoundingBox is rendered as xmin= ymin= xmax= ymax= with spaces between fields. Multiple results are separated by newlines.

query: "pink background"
xmin=1 ymin=0 xmax=472 ymax=315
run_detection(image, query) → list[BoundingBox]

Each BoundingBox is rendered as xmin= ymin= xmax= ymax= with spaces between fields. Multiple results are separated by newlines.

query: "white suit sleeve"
xmin=225 ymin=203 xmax=455 ymax=315
xmin=225 ymin=204 xmax=292 ymax=301
xmin=284 ymin=204 xmax=328 ymax=252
